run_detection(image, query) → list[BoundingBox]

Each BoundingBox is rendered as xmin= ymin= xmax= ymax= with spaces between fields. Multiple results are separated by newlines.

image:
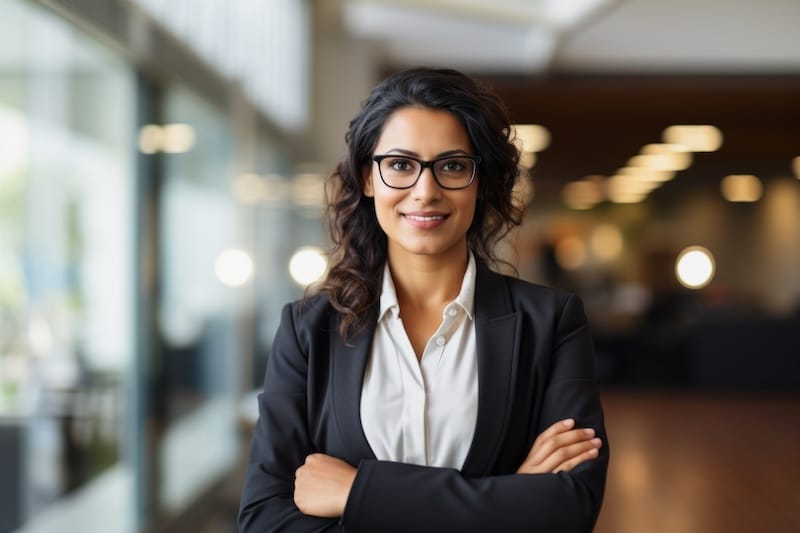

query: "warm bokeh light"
xmin=519 ymin=151 xmax=537 ymax=169
xmin=662 ymin=125 xmax=723 ymax=152
xmin=591 ymin=224 xmax=624 ymax=262
xmin=617 ymin=167 xmax=675 ymax=183
xmin=512 ymin=124 xmax=551 ymax=153
xmin=628 ymin=151 xmax=691 ymax=171
xmin=138 ymin=124 xmax=163 ymax=154
xmin=793 ymin=156 xmax=800 ymax=179
xmin=263 ymin=174 xmax=290 ymax=204
xmin=562 ymin=179 xmax=604 ymax=210
xmin=292 ymin=173 xmax=326 ymax=207
xmin=606 ymin=174 xmax=656 ymax=203
xmin=720 ymin=174 xmax=763 ymax=202
xmin=675 ymin=246 xmax=715 ymax=289
xmin=161 ymin=123 xmax=196 ymax=153
xmin=641 ymin=143 xmax=690 ymax=155
xmin=233 ymin=173 xmax=268 ymax=205
xmin=288 ymin=246 xmax=328 ymax=286
xmin=138 ymin=123 xmax=195 ymax=154
xmin=555 ymin=236 xmax=587 ymax=270
xmin=214 ymin=248 xmax=254 ymax=287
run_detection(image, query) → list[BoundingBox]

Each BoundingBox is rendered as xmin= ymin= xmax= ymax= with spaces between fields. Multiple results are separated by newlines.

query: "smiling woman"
xmin=238 ymin=67 xmax=609 ymax=532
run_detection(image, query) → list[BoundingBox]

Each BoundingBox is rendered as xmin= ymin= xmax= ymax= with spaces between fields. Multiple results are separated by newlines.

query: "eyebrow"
xmin=383 ymin=148 xmax=472 ymax=158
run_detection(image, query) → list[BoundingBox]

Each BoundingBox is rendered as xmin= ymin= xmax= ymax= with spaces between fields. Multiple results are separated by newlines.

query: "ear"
xmin=362 ymin=165 xmax=375 ymax=197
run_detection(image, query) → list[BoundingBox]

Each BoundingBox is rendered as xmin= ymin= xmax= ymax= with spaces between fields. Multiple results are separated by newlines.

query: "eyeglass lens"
xmin=378 ymin=156 xmax=475 ymax=189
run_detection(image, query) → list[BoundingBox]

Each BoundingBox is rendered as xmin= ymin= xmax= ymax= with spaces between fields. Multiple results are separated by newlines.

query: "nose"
xmin=411 ymin=166 xmax=442 ymax=201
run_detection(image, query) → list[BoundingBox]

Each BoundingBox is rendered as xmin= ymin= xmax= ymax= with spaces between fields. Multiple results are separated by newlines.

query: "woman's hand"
xmin=294 ymin=453 xmax=357 ymax=517
xmin=516 ymin=418 xmax=602 ymax=474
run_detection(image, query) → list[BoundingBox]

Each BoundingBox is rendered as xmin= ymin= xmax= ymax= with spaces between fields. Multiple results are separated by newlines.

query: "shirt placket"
xmin=402 ymin=307 xmax=460 ymax=465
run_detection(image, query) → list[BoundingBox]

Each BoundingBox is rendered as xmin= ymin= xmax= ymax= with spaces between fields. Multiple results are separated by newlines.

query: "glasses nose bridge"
xmin=415 ymin=159 xmax=440 ymax=185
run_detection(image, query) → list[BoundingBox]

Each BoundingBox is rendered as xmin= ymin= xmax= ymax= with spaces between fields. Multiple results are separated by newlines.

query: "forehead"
xmin=375 ymin=107 xmax=472 ymax=153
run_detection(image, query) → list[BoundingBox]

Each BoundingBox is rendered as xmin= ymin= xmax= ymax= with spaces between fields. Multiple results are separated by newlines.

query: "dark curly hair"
xmin=322 ymin=67 xmax=523 ymax=339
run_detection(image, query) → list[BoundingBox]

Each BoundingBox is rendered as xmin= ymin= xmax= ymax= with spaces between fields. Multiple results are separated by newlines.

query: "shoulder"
xmin=479 ymin=269 xmax=591 ymax=347
xmin=270 ymin=292 xmax=339 ymax=357
xmin=283 ymin=291 xmax=335 ymax=328
xmin=480 ymin=266 xmax=578 ymax=315
xmin=503 ymin=274 xmax=573 ymax=305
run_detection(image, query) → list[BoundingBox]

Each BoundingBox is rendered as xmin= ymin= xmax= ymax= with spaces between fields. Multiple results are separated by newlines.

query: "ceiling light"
xmin=289 ymin=247 xmax=328 ymax=286
xmin=138 ymin=125 xmax=163 ymax=154
xmin=633 ymin=145 xmax=693 ymax=171
xmin=675 ymin=246 xmax=715 ymax=289
xmin=616 ymin=167 xmax=675 ymax=183
xmin=215 ymin=249 xmax=254 ymax=287
xmin=161 ymin=123 xmax=196 ymax=154
xmin=720 ymin=175 xmax=763 ymax=202
xmin=512 ymin=124 xmax=551 ymax=152
xmin=520 ymin=151 xmax=537 ymax=169
xmin=628 ymin=153 xmax=689 ymax=172
xmin=662 ymin=125 xmax=723 ymax=152
xmin=562 ymin=180 xmax=604 ymax=210
xmin=642 ymin=143 xmax=690 ymax=154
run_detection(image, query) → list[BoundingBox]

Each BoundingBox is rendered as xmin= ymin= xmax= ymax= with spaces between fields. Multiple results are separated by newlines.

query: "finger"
xmin=553 ymin=445 xmax=601 ymax=473
xmin=527 ymin=428 xmax=597 ymax=465
xmin=518 ymin=431 xmax=598 ymax=474
xmin=521 ymin=419 xmax=576 ymax=463
xmin=540 ymin=438 xmax=602 ymax=473
xmin=537 ymin=418 xmax=576 ymax=441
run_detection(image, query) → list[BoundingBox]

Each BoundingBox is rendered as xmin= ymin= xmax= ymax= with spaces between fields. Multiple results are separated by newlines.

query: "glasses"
xmin=372 ymin=154 xmax=481 ymax=190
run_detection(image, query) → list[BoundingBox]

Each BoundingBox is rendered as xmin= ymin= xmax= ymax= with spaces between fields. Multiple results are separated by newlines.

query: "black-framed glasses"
xmin=372 ymin=154 xmax=481 ymax=190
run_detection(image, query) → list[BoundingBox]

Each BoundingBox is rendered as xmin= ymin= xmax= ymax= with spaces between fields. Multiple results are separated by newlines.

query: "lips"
xmin=402 ymin=211 xmax=450 ymax=229
xmin=405 ymin=214 xmax=446 ymax=222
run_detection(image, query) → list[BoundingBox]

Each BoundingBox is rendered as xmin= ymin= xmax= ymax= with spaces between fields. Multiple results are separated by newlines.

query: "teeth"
xmin=406 ymin=215 xmax=445 ymax=221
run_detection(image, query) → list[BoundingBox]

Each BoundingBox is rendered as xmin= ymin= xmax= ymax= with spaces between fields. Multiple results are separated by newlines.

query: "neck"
xmin=387 ymin=245 xmax=469 ymax=312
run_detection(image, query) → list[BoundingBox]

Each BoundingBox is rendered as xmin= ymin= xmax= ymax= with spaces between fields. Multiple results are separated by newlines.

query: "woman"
xmin=239 ymin=68 xmax=608 ymax=532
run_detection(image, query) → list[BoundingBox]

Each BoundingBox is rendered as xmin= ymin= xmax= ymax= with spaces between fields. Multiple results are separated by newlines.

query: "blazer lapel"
xmin=331 ymin=309 xmax=378 ymax=462
xmin=461 ymin=263 xmax=521 ymax=477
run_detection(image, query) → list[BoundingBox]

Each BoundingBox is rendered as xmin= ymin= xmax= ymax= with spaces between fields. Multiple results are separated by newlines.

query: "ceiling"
xmin=342 ymin=0 xmax=800 ymax=75
xmin=339 ymin=0 xmax=800 ymax=205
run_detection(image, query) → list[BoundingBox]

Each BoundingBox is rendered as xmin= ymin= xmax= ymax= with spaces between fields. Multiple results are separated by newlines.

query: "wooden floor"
xmin=203 ymin=389 xmax=800 ymax=533
xmin=595 ymin=390 xmax=800 ymax=533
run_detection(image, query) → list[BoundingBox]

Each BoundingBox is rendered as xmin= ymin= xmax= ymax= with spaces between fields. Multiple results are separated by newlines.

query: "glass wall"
xmin=1 ymin=0 xmax=322 ymax=531
xmin=0 ymin=1 xmax=137 ymax=531
xmin=153 ymin=86 xmax=242 ymax=516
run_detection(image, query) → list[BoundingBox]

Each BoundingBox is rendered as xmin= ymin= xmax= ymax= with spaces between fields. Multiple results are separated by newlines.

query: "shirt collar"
xmin=378 ymin=252 xmax=477 ymax=322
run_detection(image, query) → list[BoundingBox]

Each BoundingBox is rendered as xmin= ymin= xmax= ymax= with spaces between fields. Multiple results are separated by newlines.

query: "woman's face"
xmin=363 ymin=106 xmax=479 ymax=265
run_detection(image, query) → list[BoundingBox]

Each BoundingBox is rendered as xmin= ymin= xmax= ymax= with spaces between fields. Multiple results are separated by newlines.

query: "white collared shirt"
xmin=360 ymin=253 xmax=478 ymax=469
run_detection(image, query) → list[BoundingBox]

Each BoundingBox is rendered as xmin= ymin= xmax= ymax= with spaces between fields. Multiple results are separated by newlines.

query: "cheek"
xmin=463 ymin=194 xmax=480 ymax=228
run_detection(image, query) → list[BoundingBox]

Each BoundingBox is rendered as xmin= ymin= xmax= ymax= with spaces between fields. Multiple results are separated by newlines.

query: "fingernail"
xmin=584 ymin=428 xmax=595 ymax=437
xmin=588 ymin=448 xmax=599 ymax=456
xmin=591 ymin=438 xmax=602 ymax=446
xmin=562 ymin=418 xmax=575 ymax=427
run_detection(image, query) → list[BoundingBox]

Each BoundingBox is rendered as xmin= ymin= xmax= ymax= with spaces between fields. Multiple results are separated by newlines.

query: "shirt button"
xmin=448 ymin=308 xmax=458 ymax=317
xmin=435 ymin=335 xmax=446 ymax=346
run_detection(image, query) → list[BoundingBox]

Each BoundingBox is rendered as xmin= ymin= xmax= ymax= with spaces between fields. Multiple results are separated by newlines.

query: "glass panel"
xmin=0 ymin=1 xmax=136 ymax=531
xmin=155 ymin=86 xmax=240 ymax=514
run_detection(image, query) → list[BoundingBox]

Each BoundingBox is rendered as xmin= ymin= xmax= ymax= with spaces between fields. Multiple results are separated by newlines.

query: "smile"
xmin=404 ymin=214 xmax=447 ymax=222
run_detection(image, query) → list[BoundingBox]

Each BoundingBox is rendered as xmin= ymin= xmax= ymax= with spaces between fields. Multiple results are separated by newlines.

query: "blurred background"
xmin=0 ymin=0 xmax=798 ymax=532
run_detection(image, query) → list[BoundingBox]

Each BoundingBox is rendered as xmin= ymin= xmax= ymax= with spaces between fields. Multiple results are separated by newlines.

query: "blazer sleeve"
xmin=340 ymin=293 xmax=608 ymax=533
xmin=238 ymin=303 xmax=342 ymax=533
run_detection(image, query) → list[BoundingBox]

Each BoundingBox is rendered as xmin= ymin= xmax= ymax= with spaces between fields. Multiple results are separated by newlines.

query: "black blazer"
xmin=239 ymin=263 xmax=608 ymax=532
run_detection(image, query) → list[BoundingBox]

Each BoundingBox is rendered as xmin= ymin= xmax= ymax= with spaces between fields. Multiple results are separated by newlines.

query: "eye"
xmin=387 ymin=158 xmax=416 ymax=172
xmin=437 ymin=158 xmax=469 ymax=173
